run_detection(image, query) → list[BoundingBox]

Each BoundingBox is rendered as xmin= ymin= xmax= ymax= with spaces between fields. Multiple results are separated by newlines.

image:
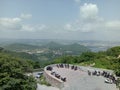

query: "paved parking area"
xmin=36 ymin=65 xmax=118 ymax=90
xmin=52 ymin=66 xmax=118 ymax=90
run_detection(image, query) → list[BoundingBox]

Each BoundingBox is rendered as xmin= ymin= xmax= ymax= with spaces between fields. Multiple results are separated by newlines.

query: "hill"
xmin=0 ymin=48 xmax=41 ymax=68
xmin=4 ymin=43 xmax=40 ymax=51
xmin=2 ymin=42 xmax=90 ymax=63
xmin=42 ymin=41 xmax=63 ymax=49
xmin=41 ymin=42 xmax=90 ymax=55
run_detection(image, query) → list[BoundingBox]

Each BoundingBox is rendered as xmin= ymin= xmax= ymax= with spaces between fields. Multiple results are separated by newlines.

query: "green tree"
xmin=0 ymin=53 xmax=37 ymax=90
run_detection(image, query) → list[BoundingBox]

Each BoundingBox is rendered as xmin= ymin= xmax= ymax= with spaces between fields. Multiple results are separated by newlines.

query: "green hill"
xmin=42 ymin=41 xmax=63 ymax=49
xmin=2 ymin=42 xmax=90 ymax=63
xmin=62 ymin=43 xmax=90 ymax=54
xmin=42 ymin=42 xmax=90 ymax=55
xmin=4 ymin=43 xmax=40 ymax=51
xmin=106 ymin=46 xmax=120 ymax=57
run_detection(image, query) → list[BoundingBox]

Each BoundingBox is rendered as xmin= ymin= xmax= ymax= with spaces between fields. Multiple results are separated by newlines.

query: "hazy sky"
xmin=0 ymin=0 xmax=120 ymax=41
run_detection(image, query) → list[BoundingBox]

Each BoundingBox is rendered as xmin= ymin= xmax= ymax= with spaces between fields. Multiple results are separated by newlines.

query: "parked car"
xmin=35 ymin=72 xmax=43 ymax=78
xmin=36 ymin=74 xmax=41 ymax=78
xmin=37 ymin=72 xmax=43 ymax=75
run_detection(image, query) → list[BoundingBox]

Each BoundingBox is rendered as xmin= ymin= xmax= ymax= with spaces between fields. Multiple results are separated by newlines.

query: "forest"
xmin=0 ymin=48 xmax=38 ymax=90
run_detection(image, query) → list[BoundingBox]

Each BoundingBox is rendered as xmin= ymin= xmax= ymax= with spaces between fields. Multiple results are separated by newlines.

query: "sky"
xmin=0 ymin=0 xmax=120 ymax=41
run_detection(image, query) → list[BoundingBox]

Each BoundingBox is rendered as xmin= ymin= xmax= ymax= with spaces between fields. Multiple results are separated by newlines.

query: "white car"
xmin=37 ymin=72 xmax=43 ymax=75
xmin=36 ymin=74 xmax=41 ymax=78
xmin=35 ymin=72 xmax=43 ymax=78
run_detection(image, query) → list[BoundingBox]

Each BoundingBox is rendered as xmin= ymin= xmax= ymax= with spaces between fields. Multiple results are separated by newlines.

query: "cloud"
xmin=80 ymin=3 xmax=99 ymax=21
xmin=22 ymin=24 xmax=46 ymax=32
xmin=64 ymin=3 xmax=120 ymax=34
xmin=20 ymin=13 xmax=32 ymax=19
xmin=64 ymin=24 xmax=72 ymax=30
xmin=38 ymin=24 xmax=46 ymax=30
xmin=64 ymin=21 xmax=102 ymax=33
xmin=74 ymin=0 xmax=80 ymax=3
xmin=0 ymin=17 xmax=22 ymax=30
xmin=105 ymin=21 xmax=120 ymax=30
xmin=22 ymin=25 xmax=34 ymax=32
xmin=0 ymin=13 xmax=46 ymax=32
xmin=64 ymin=3 xmax=102 ymax=32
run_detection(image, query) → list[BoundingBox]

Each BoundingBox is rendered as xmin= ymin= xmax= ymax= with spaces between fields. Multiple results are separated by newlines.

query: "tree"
xmin=116 ymin=78 xmax=120 ymax=90
xmin=0 ymin=53 xmax=37 ymax=90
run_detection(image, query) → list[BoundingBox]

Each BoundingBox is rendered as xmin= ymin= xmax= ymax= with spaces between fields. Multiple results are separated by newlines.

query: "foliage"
xmin=4 ymin=42 xmax=90 ymax=59
xmin=0 ymin=50 xmax=37 ymax=90
xmin=116 ymin=78 xmax=120 ymax=90
xmin=42 ymin=42 xmax=90 ymax=55
xmin=113 ymin=58 xmax=120 ymax=76
xmin=4 ymin=43 xmax=40 ymax=51
xmin=3 ymin=50 xmax=39 ymax=61
xmin=39 ymin=75 xmax=51 ymax=86
xmin=106 ymin=46 xmax=120 ymax=57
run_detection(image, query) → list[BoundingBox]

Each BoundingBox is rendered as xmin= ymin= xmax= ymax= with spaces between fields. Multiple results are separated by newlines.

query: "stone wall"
xmin=44 ymin=65 xmax=64 ymax=89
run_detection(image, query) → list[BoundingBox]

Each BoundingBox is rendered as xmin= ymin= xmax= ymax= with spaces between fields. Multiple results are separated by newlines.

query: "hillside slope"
xmin=0 ymin=48 xmax=37 ymax=90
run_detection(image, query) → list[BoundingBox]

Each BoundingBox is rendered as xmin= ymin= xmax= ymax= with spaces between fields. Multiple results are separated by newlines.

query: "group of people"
xmin=56 ymin=64 xmax=78 ymax=71
xmin=46 ymin=65 xmax=66 ymax=82
xmin=51 ymin=71 xmax=66 ymax=82
xmin=102 ymin=71 xmax=116 ymax=84
xmin=71 ymin=65 xmax=78 ymax=70
xmin=88 ymin=70 xmax=101 ymax=76
xmin=56 ymin=63 xmax=69 ymax=69
xmin=87 ymin=70 xmax=116 ymax=84
xmin=46 ymin=66 xmax=53 ymax=71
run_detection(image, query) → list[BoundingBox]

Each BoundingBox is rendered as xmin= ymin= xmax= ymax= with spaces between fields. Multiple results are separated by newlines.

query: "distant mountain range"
xmin=1 ymin=39 xmax=120 ymax=52
xmin=4 ymin=43 xmax=40 ymax=50
xmin=3 ymin=41 xmax=90 ymax=55
xmin=1 ymin=42 xmax=90 ymax=62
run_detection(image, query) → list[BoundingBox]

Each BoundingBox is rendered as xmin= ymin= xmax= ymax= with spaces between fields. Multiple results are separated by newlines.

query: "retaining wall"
xmin=44 ymin=65 xmax=64 ymax=89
